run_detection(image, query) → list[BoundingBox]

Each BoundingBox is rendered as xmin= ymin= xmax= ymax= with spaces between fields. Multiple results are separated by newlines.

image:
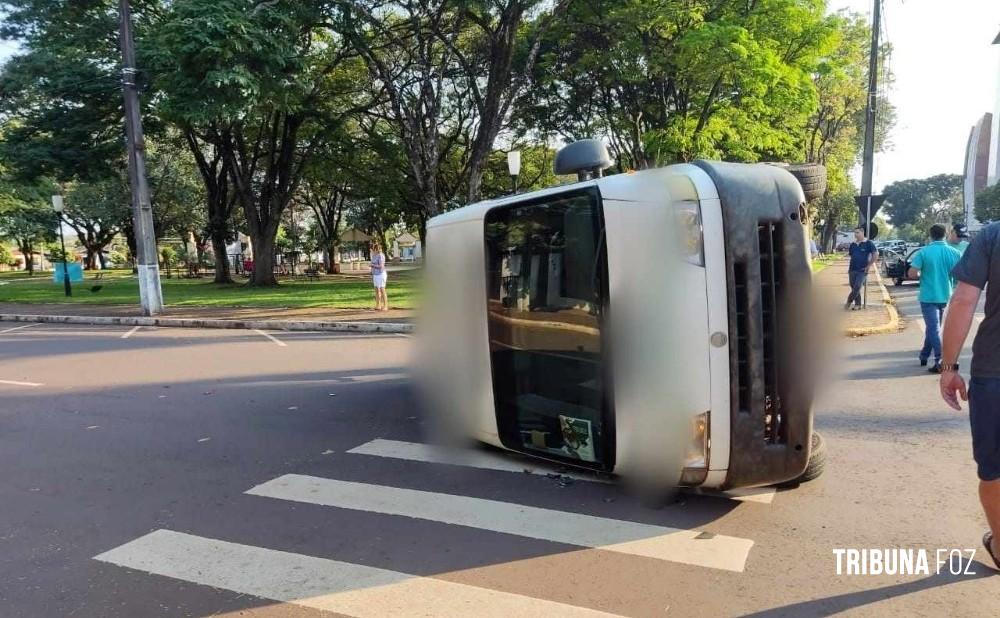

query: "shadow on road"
xmin=743 ymin=567 xmax=993 ymax=617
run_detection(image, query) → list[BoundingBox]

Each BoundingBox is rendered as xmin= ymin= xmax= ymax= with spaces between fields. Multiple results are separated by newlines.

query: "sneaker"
xmin=919 ymin=357 xmax=928 ymax=367
xmin=928 ymin=363 xmax=942 ymax=374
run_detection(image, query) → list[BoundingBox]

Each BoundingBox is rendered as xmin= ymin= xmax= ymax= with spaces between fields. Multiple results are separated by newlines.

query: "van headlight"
xmin=683 ymin=412 xmax=709 ymax=469
xmin=674 ymin=200 xmax=704 ymax=266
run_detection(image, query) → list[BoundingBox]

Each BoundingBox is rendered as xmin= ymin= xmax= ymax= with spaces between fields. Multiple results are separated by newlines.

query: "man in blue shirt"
xmin=845 ymin=227 xmax=876 ymax=310
xmin=908 ymin=224 xmax=962 ymax=372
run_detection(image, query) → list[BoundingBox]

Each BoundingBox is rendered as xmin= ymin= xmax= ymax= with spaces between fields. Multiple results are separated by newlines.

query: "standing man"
xmin=939 ymin=222 xmax=1000 ymax=571
xmin=908 ymin=224 xmax=962 ymax=372
xmin=845 ymin=227 xmax=877 ymax=311
xmin=948 ymin=223 xmax=971 ymax=255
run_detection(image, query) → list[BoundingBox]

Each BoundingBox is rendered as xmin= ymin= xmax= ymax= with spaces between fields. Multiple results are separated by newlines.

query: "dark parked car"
xmin=884 ymin=247 xmax=922 ymax=286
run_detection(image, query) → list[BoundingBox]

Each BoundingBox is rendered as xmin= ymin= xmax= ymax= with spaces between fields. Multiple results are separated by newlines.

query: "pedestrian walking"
xmin=908 ymin=224 xmax=962 ymax=373
xmin=845 ymin=227 xmax=876 ymax=311
xmin=948 ymin=223 xmax=971 ymax=255
xmin=939 ymin=221 xmax=1000 ymax=572
xmin=370 ymin=240 xmax=388 ymax=311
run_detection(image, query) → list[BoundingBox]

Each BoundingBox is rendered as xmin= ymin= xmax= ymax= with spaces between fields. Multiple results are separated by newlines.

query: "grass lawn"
xmin=0 ymin=269 xmax=421 ymax=309
xmin=811 ymin=255 xmax=840 ymax=273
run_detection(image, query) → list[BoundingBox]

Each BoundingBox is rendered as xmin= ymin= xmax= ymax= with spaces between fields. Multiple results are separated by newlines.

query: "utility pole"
xmin=118 ymin=0 xmax=163 ymax=316
xmin=857 ymin=0 xmax=883 ymax=307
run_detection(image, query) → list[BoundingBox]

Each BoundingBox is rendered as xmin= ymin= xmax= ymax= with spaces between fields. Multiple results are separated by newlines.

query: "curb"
xmin=0 ymin=313 xmax=414 ymax=334
xmin=844 ymin=270 xmax=900 ymax=337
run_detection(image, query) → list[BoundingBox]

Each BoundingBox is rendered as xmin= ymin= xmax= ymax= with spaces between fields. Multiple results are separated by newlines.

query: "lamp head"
xmin=507 ymin=150 xmax=521 ymax=177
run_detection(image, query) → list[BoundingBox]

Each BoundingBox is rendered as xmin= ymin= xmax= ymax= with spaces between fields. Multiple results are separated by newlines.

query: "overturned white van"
xmin=418 ymin=141 xmax=821 ymax=490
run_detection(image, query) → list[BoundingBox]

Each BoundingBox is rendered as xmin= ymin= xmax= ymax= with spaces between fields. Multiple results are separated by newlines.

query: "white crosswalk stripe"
xmin=95 ymin=529 xmax=617 ymax=617
xmin=247 ymin=474 xmax=754 ymax=572
xmin=347 ymin=438 xmax=775 ymax=504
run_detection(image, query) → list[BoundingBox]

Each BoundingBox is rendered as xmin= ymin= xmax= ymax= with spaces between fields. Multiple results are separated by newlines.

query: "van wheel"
xmin=778 ymin=432 xmax=826 ymax=487
xmin=786 ymin=164 xmax=828 ymax=202
xmin=894 ymin=278 xmax=903 ymax=287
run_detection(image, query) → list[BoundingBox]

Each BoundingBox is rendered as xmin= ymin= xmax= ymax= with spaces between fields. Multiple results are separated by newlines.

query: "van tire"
xmin=786 ymin=164 xmax=827 ymax=202
xmin=777 ymin=432 xmax=826 ymax=487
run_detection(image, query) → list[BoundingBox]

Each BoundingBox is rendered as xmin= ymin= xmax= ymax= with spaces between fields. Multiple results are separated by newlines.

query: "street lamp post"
xmin=51 ymin=195 xmax=72 ymax=297
xmin=507 ymin=150 xmax=521 ymax=194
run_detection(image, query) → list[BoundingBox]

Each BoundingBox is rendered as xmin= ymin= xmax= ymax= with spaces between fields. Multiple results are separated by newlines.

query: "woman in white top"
xmin=370 ymin=241 xmax=388 ymax=311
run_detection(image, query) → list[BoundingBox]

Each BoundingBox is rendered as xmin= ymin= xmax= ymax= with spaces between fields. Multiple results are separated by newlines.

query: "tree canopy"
xmin=883 ymin=174 xmax=964 ymax=229
xmin=1 ymin=0 xmax=897 ymax=281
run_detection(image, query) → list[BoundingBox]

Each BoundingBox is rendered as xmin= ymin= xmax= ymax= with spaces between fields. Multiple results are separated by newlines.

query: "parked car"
xmin=884 ymin=247 xmax=922 ymax=286
xmin=878 ymin=240 xmax=906 ymax=252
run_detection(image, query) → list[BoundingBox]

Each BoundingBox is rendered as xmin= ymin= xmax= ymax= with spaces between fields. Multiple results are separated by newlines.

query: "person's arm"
xmin=907 ymin=250 xmax=923 ymax=280
xmin=940 ymin=282 xmax=982 ymax=410
xmin=867 ymin=245 xmax=876 ymax=272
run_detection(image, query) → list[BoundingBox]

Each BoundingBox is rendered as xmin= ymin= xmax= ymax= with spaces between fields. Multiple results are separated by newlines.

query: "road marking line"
xmin=347 ymin=438 xmax=613 ymax=483
xmin=0 ymin=379 xmax=43 ymax=387
xmin=253 ymin=329 xmax=287 ymax=347
xmin=121 ymin=326 xmax=142 ymax=339
xmin=247 ymin=474 xmax=754 ymax=572
xmin=346 ymin=439 xmax=770 ymax=503
xmin=915 ymin=319 xmax=925 ymax=333
xmin=94 ymin=530 xmax=616 ymax=617
xmin=0 ymin=323 xmax=40 ymax=334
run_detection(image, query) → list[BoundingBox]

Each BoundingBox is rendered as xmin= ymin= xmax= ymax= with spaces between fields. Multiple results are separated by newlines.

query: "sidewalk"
xmin=813 ymin=259 xmax=900 ymax=336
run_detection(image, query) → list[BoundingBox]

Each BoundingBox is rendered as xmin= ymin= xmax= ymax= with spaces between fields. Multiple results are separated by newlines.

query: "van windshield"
xmin=483 ymin=188 xmax=611 ymax=468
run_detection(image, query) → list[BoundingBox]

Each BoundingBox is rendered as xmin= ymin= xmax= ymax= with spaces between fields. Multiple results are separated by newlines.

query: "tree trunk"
xmin=20 ymin=241 xmax=34 ymax=276
xmin=84 ymin=250 xmax=97 ymax=270
xmin=98 ymin=251 xmax=108 ymax=270
xmin=324 ymin=242 xmax=336 ymax=274
xmin=822 ymin=217 xmax=838 ymax=253
xmin=211 ymin=227 xmax=233 ymax=284
xmin=249 ymin=233 xmax=278 ymax=286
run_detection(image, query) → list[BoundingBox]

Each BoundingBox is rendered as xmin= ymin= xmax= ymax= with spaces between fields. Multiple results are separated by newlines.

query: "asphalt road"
xmin=0 ymin=315 xmax=997 ymax=617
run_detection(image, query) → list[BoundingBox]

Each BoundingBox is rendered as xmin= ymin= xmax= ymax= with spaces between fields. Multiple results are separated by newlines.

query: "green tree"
xmin=883 ymin=174 xmax=964 ymax=229
xmin=148 ymin=0 xmax=374 ymax=286
xmin=975 ymin=184 xmax=1000 ymax=224
xmin=521 ymin=0 xmax=835 ymax=170
xmin=0 ymin=243 xmax=14 ymax=267
xmin=799 ymin=11 xmax=893 ymax=251
xmin=0 ymin=203 xmax=55 ymax=275
xmin=0 ymin=172 xmax=57 ymax=275
xmin=63 ymin=178 xmax=130 ymax=269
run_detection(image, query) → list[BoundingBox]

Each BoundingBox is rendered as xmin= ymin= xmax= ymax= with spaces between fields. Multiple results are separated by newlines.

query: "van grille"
xmin=758 ymin=223 xmax=783 ymax=444
xmin=733 ymin=263 xmax=750 ymax=416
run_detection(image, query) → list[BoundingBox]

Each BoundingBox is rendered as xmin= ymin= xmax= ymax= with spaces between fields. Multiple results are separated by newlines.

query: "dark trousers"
xmin=846 ymin=270 xmax=866 ymax=306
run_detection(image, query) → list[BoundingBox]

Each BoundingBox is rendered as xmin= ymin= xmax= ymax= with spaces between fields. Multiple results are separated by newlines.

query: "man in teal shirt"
xmin=909 ymin=224 xmax=963 ymax=372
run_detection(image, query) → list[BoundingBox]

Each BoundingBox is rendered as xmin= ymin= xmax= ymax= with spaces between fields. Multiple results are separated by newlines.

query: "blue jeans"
xmin=919 ymin=302 xmax=947 ymax=363
xmin=847 ymin=270 xmax=867 ymax=306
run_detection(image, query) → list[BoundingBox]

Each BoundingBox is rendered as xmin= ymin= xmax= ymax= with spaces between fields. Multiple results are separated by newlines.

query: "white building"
xmin=964 ymin=113 xmax=993 ymax=231
xmin=991 ymin=30 xmax=1000 ymax=187
xmin=962 ymin=30 xmax=1000 ymax=230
